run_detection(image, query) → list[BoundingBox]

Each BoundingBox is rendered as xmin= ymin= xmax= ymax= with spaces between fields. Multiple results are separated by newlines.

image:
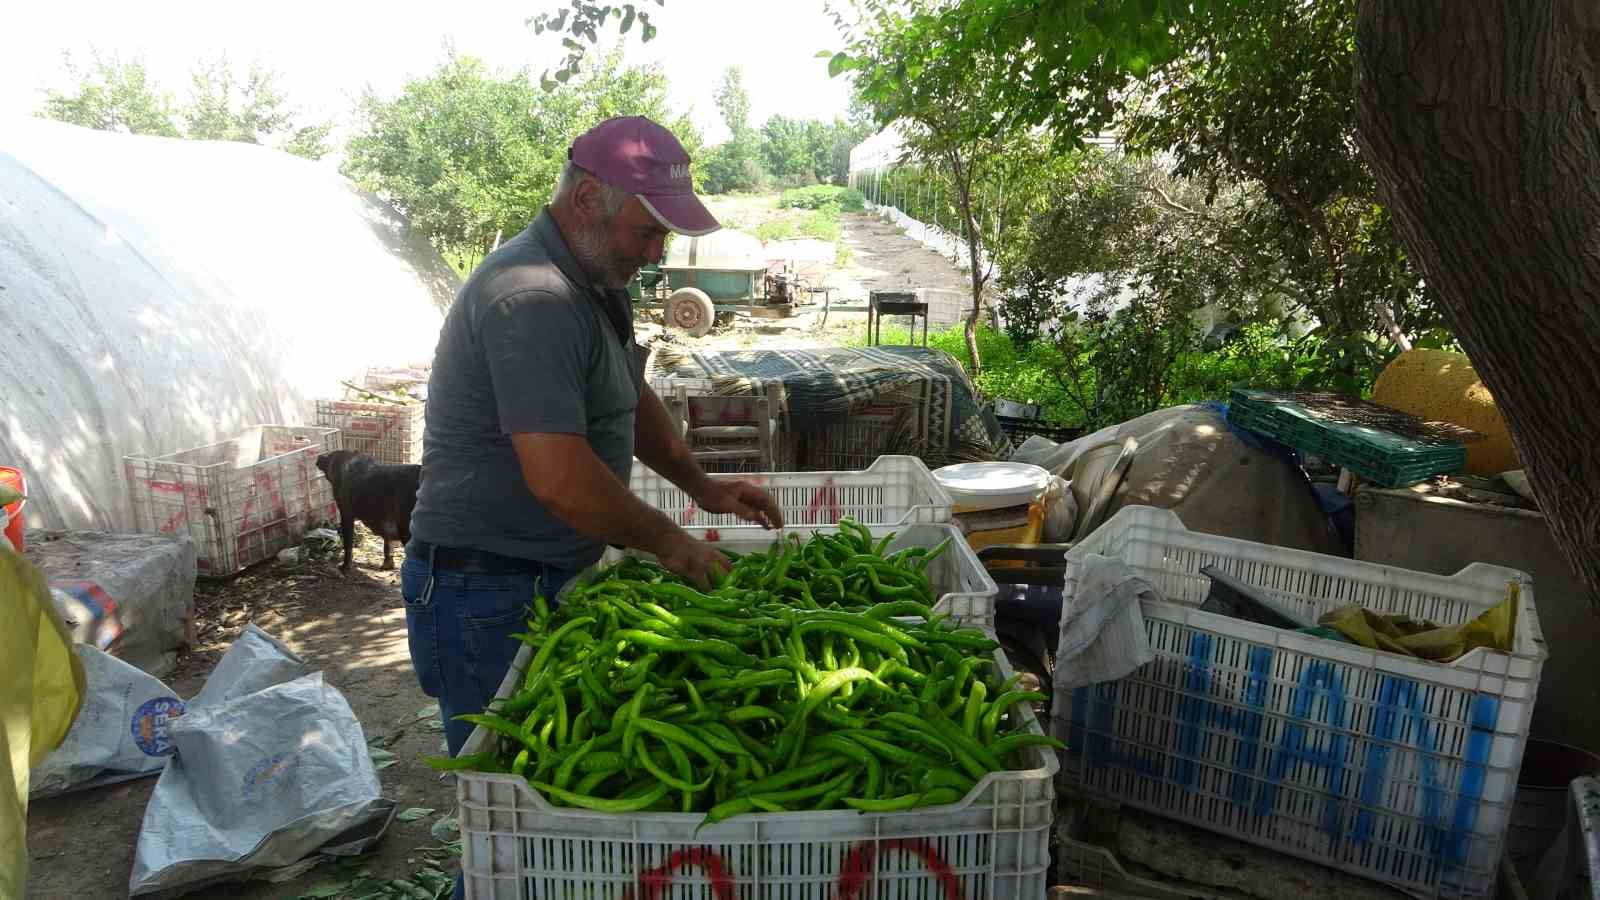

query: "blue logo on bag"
xmin=131 ymin=696 xmax=185 ymax=756
xmin=243 ymin=751 xmax=300 ymax=800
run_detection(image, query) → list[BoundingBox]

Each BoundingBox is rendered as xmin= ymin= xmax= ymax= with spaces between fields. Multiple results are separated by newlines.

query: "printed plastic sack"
xmin=187 ymin=624 xmax=306 ymax=711
xmin=27 ymin=624 xmax=306 ymax=800
xmin=129 ymin=672 xmax=388 ymax=895
xmin=28 ymin=645 xmax=182 ymax=799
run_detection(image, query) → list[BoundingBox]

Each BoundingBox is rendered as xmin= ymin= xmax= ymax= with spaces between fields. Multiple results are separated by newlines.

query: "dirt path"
xmin=25 ymin=194 xmax=979 ymax=900
xmin=26 ymin=531 xmax=458 ymax=900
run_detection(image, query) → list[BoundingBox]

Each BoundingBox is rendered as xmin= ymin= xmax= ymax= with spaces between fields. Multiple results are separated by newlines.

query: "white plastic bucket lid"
xmin=933 ymin=461 xmax=1053 ymax=511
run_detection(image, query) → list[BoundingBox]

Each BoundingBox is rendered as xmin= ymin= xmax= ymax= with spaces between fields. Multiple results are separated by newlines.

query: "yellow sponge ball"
xmin=1372 ymin=348 xmax=1519 ymax=476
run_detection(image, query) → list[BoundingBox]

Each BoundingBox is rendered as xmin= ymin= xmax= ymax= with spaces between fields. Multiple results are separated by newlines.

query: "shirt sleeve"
xmin=481 ymin=290 xmax=592 ymax=435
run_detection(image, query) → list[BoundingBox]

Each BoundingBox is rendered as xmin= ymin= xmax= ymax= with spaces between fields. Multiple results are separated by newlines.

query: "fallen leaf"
xmin=423 ymin=718 xmax=444 ymax=733
xmin=430 ymin=816 xmax=459 ymax=842
xmin=396 ymin=807 xmax=435 ymax=822
xmin=369 ymin=748 xmax=399 ymax=770
xmin=412 ymin=704 xmax=440 ymax=722
xmin=299 ymin=880 xmax=351 ymax=898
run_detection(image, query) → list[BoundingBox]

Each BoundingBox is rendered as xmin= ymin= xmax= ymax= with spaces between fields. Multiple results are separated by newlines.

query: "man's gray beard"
xmin=568 ymin=220 xmax=636 ymax=290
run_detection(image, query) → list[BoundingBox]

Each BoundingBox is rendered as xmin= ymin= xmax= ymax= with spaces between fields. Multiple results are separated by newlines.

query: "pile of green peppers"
xmin=430 ymin=521 xmax=1063 ymax=829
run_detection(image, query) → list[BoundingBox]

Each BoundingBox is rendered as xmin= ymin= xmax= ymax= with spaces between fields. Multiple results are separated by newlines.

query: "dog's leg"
xmin=340 ymin=516 xmax=356 ymax=573
xmin=382 ymin=537 xmax=396 ymax=571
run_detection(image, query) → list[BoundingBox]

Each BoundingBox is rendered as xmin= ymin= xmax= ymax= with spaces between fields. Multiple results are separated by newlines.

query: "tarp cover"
xmin=0 ymin=119 xmax=459 ymax=532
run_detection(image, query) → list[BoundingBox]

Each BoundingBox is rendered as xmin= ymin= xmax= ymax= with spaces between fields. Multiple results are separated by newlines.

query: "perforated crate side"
xmin=600 ymin=522 xmax=996 ymax=629
xmin=793 ymin=407 xmax=905 ymax=471
xmin=1050 ymin=506 xmax=1544 ymax=900
xmin=123 ymin=426 xmax=339 ymax=576
xmin=632 ymin=454 xmax=952 ymax=535
xmin=315 ymin=399 xmax=425 ymax=466
xmin=457 ymin=634 xmax=1055 ymax=900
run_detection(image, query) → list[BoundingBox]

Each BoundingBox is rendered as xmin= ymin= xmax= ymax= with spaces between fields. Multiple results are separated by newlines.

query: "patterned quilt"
xmin=650 ymin=345 xmax=1012 ymax=467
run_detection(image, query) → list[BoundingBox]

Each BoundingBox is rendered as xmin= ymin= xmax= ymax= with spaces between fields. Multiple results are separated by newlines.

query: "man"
xmin=403 ymin=116 xmax=784 ymax=757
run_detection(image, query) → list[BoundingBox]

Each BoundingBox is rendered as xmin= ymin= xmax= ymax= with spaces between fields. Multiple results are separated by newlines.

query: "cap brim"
xmin=637 ymin=192 xmax=720 ymax=237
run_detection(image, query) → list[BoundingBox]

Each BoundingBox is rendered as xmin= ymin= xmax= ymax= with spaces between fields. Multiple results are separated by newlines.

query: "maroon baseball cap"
xmin=569 ymin=116 xmax=719 ymax=237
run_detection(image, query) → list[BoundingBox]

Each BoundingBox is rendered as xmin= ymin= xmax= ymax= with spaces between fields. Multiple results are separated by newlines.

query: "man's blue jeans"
xmin=400 ymin=543 xmax=579 ymax=756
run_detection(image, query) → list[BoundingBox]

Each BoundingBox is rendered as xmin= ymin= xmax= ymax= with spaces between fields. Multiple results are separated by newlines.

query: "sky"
xmin=1 ymin=0 xmax=859 ymax=147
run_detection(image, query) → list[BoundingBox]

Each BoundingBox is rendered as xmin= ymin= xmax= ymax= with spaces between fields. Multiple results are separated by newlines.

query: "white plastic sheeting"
xmin=0 ymin=119 xmax=459 ymax=532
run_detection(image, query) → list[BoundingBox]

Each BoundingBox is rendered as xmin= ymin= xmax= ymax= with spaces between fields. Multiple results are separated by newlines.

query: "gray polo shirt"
xmin=410 ymin=208 xmax=644 ymax=571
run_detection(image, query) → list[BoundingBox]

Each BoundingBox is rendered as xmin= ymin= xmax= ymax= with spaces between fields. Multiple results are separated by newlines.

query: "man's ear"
xmin=570 ymin=175 xmax=602 ymax=223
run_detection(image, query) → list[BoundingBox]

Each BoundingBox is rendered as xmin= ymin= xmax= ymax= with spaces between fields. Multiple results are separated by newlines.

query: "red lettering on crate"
xmin=627 ymin=848 xmax=735 ymax=900
xmin=837 ymin=839 xmax=962 ymax=900
xmin=804 ymin=477 xmax=843 ymax=526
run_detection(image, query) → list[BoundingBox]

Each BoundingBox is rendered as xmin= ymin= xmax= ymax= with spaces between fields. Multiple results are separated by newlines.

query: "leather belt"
xmin=411 ymin=540 xmax=542 ymax=575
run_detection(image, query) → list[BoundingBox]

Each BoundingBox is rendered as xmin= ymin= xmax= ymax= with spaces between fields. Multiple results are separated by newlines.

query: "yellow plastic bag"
xmin=1318 ymin=582 xmax=1520 ymax=662
xmin=1 ymin=549 xmax=87 ymax=897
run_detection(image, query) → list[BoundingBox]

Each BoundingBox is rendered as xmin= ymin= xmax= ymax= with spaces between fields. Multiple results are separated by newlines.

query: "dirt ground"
xmin=25 ymin=530 xmax=459 ymax=900
xmin=24 ymin=194 xmax=979 ymax=900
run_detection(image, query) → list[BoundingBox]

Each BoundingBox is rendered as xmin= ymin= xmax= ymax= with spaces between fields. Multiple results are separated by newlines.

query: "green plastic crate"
xmin=1227 ymin=390 xmax=1466 ymax=488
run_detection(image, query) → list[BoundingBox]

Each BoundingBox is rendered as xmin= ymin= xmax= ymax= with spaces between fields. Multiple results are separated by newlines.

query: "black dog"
xmin=315 ymin=450 xmax=421 ymax=572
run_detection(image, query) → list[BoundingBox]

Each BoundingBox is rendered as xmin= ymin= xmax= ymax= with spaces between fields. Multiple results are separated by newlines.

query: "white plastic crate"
xmin=456 ymin=633 xmax=1056 ymax=900
xmin=650 ymin=376 xmax=903 ymax=472
xmin=315 ymin=399 xmax=425 ymax=465
xmin=124 ymin=425 xmax=340 ymax=576
xmin=795 ymin=405 xmax=905 ymax=471
xmin=1052 ymin=506 xmax=1545 ymax=900
xmin=633 ymin=454 xmax=951 ymax=533
xmin=600 ymin=522 xmax=998 ymax=628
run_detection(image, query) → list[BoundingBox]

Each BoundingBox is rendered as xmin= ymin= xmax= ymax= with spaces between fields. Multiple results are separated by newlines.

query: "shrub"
xmin=755 ymin=219 xmax=795 ymax=241
xmin=779 ymin=184 xmax=865 ymax=212
xmin=799 ymin=207 xmax=841 ymax=242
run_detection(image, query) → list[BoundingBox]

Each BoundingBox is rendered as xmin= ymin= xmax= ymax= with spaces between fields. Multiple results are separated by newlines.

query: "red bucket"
xmin=1 ymin=466 xmax=25 ymax=552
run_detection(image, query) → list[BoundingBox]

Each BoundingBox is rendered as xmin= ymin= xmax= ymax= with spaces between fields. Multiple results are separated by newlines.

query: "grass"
xmin=750 ymin=204 xmax=841 ymax=243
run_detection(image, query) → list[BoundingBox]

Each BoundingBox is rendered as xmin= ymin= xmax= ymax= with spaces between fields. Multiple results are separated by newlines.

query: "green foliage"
xmin=779 ymin=185 xmax=864 ymax=212
xmin=530 ymin=0 xmax=661 ymax=89
xmin=798 ymin=206 xmax=842 ymax=241
xmin=341 ymin=48 xmax=699 ymax=259
xmin=39 ymin=51 xmax=330 ymax=159
xmin=715 ymin=66 xmax=752 ymax=139
xmin=850 ymin=321 xmax=1310 ymax=431
xmin=754 ymin=219 xmax=794 ymax=241
xmin=700 ymin=66 xmax=766 ymax=194
xmin=39 ymin=52 xmax=179 ymax=137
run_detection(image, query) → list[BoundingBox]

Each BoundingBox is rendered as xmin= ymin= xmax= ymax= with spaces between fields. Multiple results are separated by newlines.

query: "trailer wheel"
xmin=664 ymin=288 xmax=715 ymax=337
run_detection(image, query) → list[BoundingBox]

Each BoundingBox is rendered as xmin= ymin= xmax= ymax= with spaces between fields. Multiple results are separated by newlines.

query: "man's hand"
xmin=693 ymin=478 xmax=785 ymax=529
xmin=656 ymin=531 xmax=732 ymax=589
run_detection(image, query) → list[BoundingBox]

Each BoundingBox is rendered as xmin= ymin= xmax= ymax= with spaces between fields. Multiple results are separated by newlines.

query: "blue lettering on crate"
xmin=1356 ymin=676 xmax=1443 ymax=844
xmin=1071 ymin=636 xmax=1499 ymax=871
xmin=1173 ymin=634 xmax=1272 ymax=809
xmin=1257 ymin=661 xmax=1348 ymax=835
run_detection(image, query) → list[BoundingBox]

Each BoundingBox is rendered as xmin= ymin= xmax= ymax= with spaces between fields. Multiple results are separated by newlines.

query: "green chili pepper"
xmin=980 ymin=690 xmax=1048 ymax=744
xmin=531 ymin=780 xmax=671 ymax=812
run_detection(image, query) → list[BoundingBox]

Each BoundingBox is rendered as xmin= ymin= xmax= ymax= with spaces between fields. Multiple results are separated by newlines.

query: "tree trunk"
xmin=948 ymin=152 xmax=987 ymax=376
xmin=1355 ymin=0 xmax=1600 ymax=614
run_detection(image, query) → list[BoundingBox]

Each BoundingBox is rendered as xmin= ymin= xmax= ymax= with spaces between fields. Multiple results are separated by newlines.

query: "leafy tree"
xmin=342 ymin=48 xmax=700 ymax=259
xmin=838 ymin=14 xmax=1033 ymax=375
xmin=40 ymin=52 xmax=330 ymax=159
xmin=836 ymin=0 xmax=1600 ymax=612
xmin=529 ymin=0 xmax=661 ymax=89
xmin=182 ymin=56 xmax=332 ymax=159
xmin=39 ymin=52 xmax=180 ymax=137
xmin=714 ymin=66 xmax=752 ymax=140
xmin=702 ymin=66 xmax=766 ymax=193
xmin=1116 ymin=0 xmax=1434 ymax=390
